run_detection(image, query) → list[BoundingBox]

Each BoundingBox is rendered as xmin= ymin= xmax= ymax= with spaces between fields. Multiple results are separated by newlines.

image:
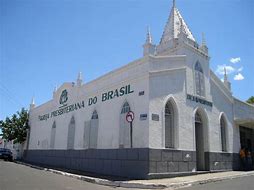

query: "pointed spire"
xmin=53 ymin=85 xmax=57 ymax=93
xmin=146 ymin=26 xmax=152 ymax=44
xmin=200 ymin=32 xmax=208 ymax=54
xmin=143 ymin=26 xmax=156 ymax=56
xmin=201 ymin=32 xmax=206 ymax=46
xmin=223 ymin=67 xmax=231 ymax=91
xmin=77 ymin=72 xmax=82 ymax=80
xmin=178 ymin=17 xmax=188 ymax=41
xmin=31 ymin=97 xmax=35 ymax=105
xmin=159 ymin=0 xmax=195 ymax=46
xmin=77 ymin=71 xmax=83 ymax=87
xmin=224 ymin=67 xmax=228 ymax=82
xmin=30 ymin=97 xmax=35 ymax=110
xmin=180 ymin=18 xmax=184 ymax=33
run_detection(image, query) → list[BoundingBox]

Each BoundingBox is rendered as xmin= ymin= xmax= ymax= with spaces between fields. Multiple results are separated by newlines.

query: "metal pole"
xmin=130 ymin=121 xmax=133 ymax=148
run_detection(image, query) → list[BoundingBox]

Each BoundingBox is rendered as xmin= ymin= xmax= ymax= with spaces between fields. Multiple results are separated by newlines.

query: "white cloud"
xmin=234 ymin=73 xmax=244 ymax=81
xmin=237 ymin=67 xmax=243 ymax=72
xmin=216 ymin=65 xmax=235 ymax=75
xmin=230 ymin=57 xmax=241 ymax=64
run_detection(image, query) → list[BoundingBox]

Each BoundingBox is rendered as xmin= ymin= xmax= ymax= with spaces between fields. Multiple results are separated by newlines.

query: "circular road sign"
xmin=126 ymin=111 xmax=135 ymax=123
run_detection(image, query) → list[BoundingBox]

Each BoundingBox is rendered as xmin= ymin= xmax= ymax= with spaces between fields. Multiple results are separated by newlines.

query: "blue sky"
xmin=0 ymin=0 xmax=253 ymax=121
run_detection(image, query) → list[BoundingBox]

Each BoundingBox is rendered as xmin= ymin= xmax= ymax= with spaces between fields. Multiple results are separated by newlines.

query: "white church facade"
xmin=25 ymin=1 xmax=254 ymax=179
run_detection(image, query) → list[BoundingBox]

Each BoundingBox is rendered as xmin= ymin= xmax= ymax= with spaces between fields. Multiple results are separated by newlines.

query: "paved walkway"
xmin=127 ymin=171 xmax=254 ymax=189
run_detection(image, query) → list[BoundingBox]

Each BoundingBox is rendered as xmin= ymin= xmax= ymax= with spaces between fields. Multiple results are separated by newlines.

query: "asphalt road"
xmin=1 ymin=160 xmax=254 ymax=190
xmin=179 ymin=175 xmax=254 ymax=190
xmin=0 ymin=160 xmax=133 ymax=190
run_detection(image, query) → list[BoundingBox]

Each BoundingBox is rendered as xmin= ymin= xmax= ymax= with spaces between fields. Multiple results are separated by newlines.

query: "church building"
xmin=25 ymin=0 xmax=254 ymax=179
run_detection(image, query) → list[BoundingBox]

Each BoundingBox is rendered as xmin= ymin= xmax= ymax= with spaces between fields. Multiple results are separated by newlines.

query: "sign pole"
xmin=126 ymin=111 xmax=134 ymax=149
xmin=130 ymin=121 xmax=133 ymax=148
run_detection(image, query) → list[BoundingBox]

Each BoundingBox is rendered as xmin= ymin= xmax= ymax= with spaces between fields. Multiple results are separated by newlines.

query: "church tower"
xmin=156 ymin=0 xmax=197 ymax=54
xmin=144 ymin=0 xmax=209 ymax=58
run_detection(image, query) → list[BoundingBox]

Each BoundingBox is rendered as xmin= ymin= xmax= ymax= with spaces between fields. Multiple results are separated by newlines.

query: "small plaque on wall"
xmin=152 ymin=114 xmax=159 ymax=121
xmin=140 ymin=114 xmax=147 ymax=120
xmin=139 ymin=91 xmax=145 ymax=96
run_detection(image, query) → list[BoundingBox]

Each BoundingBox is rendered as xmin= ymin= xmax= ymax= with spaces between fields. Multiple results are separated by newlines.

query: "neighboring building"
xmin=0 ymin=138 xmax=24 ymax=159
xmin=25 ymin=1 xmax=254 ymax=179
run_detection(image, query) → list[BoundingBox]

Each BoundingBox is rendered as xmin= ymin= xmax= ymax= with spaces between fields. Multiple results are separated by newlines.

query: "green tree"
xmin=246 ymin=96 xmax=254 ymax=104
xmin=0 ymin=108 xmax=29 ymax=144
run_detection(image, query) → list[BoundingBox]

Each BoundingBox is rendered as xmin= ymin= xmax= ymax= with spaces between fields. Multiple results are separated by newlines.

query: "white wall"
xmin=149 ymin=66 xmax=186 ymax=149
xmin=148 ymin=45 xmax=240 ymax=153
xmin=29 ymin=58 xmax=150 ymax=150
xmin=234 ymin=98 xmax=254 ymax=121
xmin=28 ymin=45 xmax=249 ymax=154
xmin=209 ymin=75 xmax=237 ymax=153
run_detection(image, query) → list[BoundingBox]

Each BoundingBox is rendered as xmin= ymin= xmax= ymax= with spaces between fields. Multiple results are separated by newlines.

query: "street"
xmin=0 ymin=161 xmax=131 ymax=190
xmin=0 ymin=160 xmax=254 ymax=190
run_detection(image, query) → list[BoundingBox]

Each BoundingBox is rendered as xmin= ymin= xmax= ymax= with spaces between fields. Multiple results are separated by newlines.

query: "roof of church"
xmin=160 ymin=1 xmax=195 ymax=44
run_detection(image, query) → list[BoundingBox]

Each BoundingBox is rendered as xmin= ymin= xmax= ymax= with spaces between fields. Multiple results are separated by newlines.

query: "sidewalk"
xmin=126 ymin=171 xmax=254 ymax=189
xmin=16 ymin=161 xmax=254 ymax=189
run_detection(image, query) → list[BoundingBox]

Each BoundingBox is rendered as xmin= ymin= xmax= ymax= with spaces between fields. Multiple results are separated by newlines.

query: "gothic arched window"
xmin=50 ymin=121 xmax=56 ymax=149
xmin=89 ymin=110 xmax=99 ymax=148
xmin=195 ymin=61 xmax=205 ymax=97
xmin=165 ymin=101 xmax=175 ymax=148
xmin=67 ymin=116 xmax=75 ymax=149
xmin=91 ymin=110 xmax=98 ymax=120
xmin=119 ymin=101 xmax=131 ymax=148
xmin=195 ymin=112 xmax=202 ymax=123
xmin=121 ymin=102 xmax=130 ymax=114
xmin=220 ymin=116 xmax=227 ymax=152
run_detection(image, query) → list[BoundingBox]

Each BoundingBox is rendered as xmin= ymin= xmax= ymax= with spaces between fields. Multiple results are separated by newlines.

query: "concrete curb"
xmin=166 ymin=171 xmax=254 ymax=189
xmin=15 ymin=161 xmax=254 ymax=189
xmin=44 ymin=168 xmax=166 ymax=189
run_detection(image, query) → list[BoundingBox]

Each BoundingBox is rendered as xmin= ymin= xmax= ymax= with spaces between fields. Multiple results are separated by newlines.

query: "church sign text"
xmin=38 ymin=85 xmax=134 ymax=121
xmin=187 ymin=94 xmax=213 ymax=107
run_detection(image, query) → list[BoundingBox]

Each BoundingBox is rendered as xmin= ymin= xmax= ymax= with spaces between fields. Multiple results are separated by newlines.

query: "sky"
xmin=0 ymin=0 xmax=254 ymax=122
